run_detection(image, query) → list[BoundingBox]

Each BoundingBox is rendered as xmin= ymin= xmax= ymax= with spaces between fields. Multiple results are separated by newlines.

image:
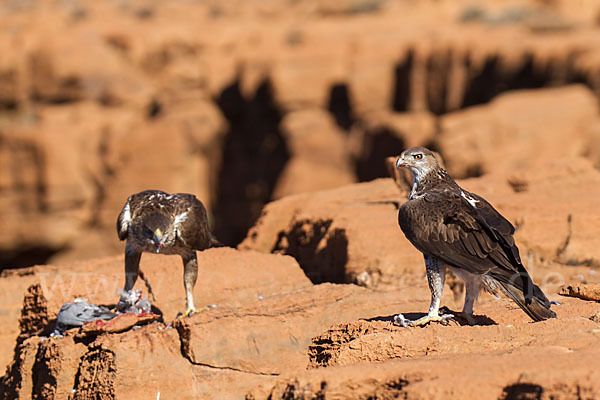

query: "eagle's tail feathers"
xmin=496 ymin=280 xmax=556 ymax=322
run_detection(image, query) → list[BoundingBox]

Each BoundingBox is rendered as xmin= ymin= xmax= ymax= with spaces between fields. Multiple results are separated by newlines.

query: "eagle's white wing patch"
xmin=173 ymin=210 xmax=189 ymax=238
xmin=461 ymin=191 xmax=479 ymax=208
xmin=121 ymin=201 xmax=132 ymax=232
xmin=174 ymin=210 xmax=188 ymax=227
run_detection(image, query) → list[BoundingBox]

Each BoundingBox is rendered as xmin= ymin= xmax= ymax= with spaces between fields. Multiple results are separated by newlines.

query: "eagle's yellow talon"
xmin=394 ymin=313 xmax=456 ymax=327
xmin=176 ymin=306 xmax=211 ymax=318
xmin=408 ymin=313 xmax=455 ymax=327
xmin=183 ymin=308 xmax=195 ymax=317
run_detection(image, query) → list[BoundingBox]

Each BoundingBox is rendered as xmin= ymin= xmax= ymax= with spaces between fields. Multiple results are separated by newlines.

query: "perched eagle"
xmin=117 ymin=190 xmax=218 ymax=316
xmin=395 ymin=147 xmax=555 ymax=326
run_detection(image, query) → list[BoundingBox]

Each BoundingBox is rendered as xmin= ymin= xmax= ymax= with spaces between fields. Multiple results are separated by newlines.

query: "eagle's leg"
xmin=459 ymin=274 xmax=480 ymax=325
xmin=395 ymin=256 xmax=455 ymax=327
xmin=181 ymin=253 xmax=198 ymax=317
xmin=117 ymin=244 xmax=141 ymax=311
xmin=124 ymin=245 xmax=141 ymax=291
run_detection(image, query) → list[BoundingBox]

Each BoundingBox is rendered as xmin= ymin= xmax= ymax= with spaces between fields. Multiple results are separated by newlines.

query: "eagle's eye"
xmin=414 ymin=154 xmax=423 ymax=160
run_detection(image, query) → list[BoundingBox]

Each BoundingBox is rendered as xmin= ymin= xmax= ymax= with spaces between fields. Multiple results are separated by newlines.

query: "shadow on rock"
xmin=367 ymin=308 xmax=497 ymax=327
xmin=273 ymin=219 xmax=349 ymax=284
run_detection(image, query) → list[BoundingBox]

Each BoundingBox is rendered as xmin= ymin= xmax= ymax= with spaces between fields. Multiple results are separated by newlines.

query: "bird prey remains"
xmin=395 ymin=147 xmax=556 ymax=326
xmin=117 ymin=190 xmax=217 ymax=316
xmin=52 ymin=298 xmax=117 ymax=336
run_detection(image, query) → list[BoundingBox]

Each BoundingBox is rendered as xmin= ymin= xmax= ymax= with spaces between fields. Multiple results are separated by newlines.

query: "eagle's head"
xmin=396 ymin=147 xmax=439 ymax=182
xmin=138 ymin=213 xmax=170 ymax=253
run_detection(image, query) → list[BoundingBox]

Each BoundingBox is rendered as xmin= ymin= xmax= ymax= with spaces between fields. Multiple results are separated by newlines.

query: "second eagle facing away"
xmin=395 ymin=147 xmax=555 ymax=326
xmin=117 ymin=190 xmax=219 ymax=316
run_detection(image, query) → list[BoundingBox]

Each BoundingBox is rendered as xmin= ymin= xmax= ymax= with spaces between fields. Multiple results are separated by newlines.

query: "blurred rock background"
xmin=1 ymin=0 xmax=600 ymax=269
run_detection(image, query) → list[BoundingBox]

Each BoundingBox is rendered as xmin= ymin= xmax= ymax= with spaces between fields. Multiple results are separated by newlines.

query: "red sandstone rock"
xmin=243 ymin=156 xmax=600 ymax=293
xmin=460 ymin=157 xmax=600 ymax=269
xmin=0 ymin=248 xmax=310 ymax=373
xmin=251 ymin=343 xmax=600 ymax=399
xmin=172 ymin=283 xmax=407 ymax=376
xmin=2 ymin=2 xmax=600 ymax=399
xmin=273 ymin=109 xmax=356 ymax=199
xmin=241 ymin=179 xmax=418 ymax=286
xmin=2 ymin=1 xmax=600 ymax=266
xmin=308 ymin=302 xmax=599 ymax=369
xmin=2 ymin=189 xmax=600 ymax=398
xmin=437 ymin=85 xmax=600 ymax=178
xmin=559 ymin=283 xmax=600 ymax=302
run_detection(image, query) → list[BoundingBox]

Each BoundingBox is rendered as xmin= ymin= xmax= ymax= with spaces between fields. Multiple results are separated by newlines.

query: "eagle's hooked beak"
xmin=396 ymin=155 xmax=406 ymax=169
xmin=153 ymin=228 xmax=163 ymax=253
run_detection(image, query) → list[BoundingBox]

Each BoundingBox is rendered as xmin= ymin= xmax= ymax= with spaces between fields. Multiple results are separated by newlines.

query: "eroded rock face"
xmin=438 ymin=85 xmax=600 ymax=178
xmin=273 ymin=109 xmax=356 ymax=199
xmin=560 ymin=282 xmax=600 ymax=302
xmin=3 ymin=1 xmax=600 ymax=264
xmin=240 ymin=179 xmax=417 ymax=286
xmin=252 ymin=295 xmax=600 ymax=399
xmin=173 ymin=283 xmax=409 ymax=376
xmin=242 ymin=156 xmax=600 ymax=291
xmin=2 ymin=323 xmax=198 ymax=400
xmin=253 ymin=344 xmax=600 ymax=400
xmin=0 ymin=100 xmax=227 ymax=266
xmin=0 ymin=250 xmax=422 ymax=399
xmin=0 ymin=248 xmax=311 ymax=375
xmin=460 ymin=157 xmax=600 ymax=269
xmin=3 ymin=2 xmax=600 ymax=398
xmin=2 ymin=172 xmax=600 ymax=398
xmin=308 ymin=310 xmax=599 ymax=369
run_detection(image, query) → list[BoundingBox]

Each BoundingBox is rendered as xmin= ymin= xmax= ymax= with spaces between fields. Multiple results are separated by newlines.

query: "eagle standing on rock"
xmin=117 ymin=190 xmax=218 ymax=316
xmin=394 ymin=147 xmax=556 ymax=326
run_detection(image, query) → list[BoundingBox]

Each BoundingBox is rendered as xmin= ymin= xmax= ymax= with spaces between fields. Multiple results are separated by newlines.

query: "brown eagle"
xmin=116 ymin=190 xmax=219 ymax=316
xmin=394 ymin=147 xmax=555 ymax=326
